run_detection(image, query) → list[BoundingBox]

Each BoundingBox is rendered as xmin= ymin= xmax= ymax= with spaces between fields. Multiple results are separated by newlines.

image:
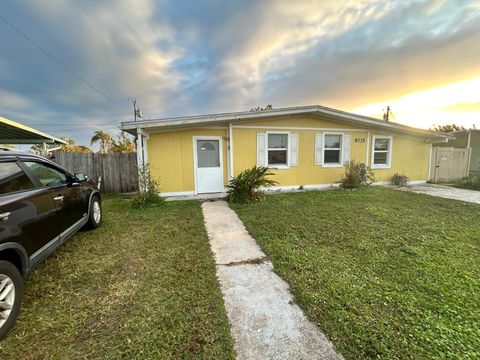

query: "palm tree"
xmin=90 ymin=131 xmax=112 ymax=153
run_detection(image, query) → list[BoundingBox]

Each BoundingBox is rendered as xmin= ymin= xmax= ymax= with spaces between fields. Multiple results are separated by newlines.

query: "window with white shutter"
xmin=315 ymin=134 xmax=323 ymax=165
xmin=343 ymin=135 xmax=351 ymax=164
xmin=290 ymin=134 xmax=299 ymax=166
xmin=256 ymin=133 xmax=266 ymax=167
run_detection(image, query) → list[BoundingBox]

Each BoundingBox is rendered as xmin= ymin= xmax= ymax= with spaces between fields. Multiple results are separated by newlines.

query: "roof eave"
xmin=120 ymin=105 xmax=451 ymax=140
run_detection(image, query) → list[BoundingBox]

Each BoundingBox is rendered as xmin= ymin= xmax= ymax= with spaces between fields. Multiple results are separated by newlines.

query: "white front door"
xmin=194 ymin=137 xmax=224 ymax=194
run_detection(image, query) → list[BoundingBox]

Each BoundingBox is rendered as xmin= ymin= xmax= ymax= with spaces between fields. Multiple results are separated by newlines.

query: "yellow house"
xmin=121 ymin=105 xmax=450 ymax=196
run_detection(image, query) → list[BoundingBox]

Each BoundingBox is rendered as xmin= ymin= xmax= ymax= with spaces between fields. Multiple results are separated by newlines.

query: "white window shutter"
xmin=257 ymin=133 xmax=266 ymax=167
xmin=290 ymin=134 xmax=299 ymax=166
xmin=315 ymin=134 xmax=323 ymax=165
xmin=343 ymin=135 xmax=351 ymax=164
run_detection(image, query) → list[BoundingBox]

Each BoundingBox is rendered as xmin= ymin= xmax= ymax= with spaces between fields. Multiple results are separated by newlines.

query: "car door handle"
xmin=0 ymin=212 xmax=11 ymax=221
xmin=53 ymin=195 xmax=65 ymax=201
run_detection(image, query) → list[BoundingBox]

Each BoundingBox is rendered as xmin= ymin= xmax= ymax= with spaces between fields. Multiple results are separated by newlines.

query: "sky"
xmin=1 ymin=0 xmax=479 ymax=148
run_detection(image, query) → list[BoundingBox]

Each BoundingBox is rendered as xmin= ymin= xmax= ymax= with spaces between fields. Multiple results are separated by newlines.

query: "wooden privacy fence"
xmin=53 ymin=152 xmax=138 ymax=193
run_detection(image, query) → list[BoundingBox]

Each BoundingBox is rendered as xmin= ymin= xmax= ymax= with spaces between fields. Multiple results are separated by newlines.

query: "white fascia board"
xmin=120 ymin=105 xmax=451 ymax=140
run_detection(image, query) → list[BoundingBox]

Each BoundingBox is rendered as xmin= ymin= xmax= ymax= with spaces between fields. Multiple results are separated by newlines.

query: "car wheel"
xmin=0 ymin=260 xmax=23 ymax=339
xmin=86 ymin=195 xmax=102 ymax=229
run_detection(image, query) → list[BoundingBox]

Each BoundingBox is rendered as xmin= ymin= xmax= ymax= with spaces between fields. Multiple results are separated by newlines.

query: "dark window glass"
xmin=324 ymin=150 xmax=341 ymax=163
xmin=324 ymin=135 xmax=341 ymax=148
xmin=374 ymin=138 xmax=389 ymax=151
xmin=24 ymin=161 xmax=68 ymax=187
xmin=268 ymin=134 xmax=288 ymax=149
xmin=268 ymin=150 xmax=287 ymax=165
xmin=0 ymin=162 xmax=35 ymax=195
xmin=374 ymin=152 xmax=388 ymax=164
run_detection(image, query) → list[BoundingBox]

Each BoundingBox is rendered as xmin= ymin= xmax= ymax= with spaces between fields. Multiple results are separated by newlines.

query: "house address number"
xmin=354 ymin=137 xmax=366 ymax=143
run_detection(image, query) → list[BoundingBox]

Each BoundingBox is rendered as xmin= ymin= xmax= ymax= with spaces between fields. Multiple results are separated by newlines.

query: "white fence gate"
xmin=430 ymin=147 xmax=470 ymax=183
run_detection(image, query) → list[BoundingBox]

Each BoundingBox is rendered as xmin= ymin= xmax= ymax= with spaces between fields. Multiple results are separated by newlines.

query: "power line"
xmin=3 ymin=88 xmax=128 ymax=100
xmin=0 ymin=15 xmax=112 ymax=99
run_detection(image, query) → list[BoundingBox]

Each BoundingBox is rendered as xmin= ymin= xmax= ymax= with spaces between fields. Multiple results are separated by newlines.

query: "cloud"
xmin=0 ymin=0 xmax=183 ymax=144
xmin=1 ymin=0 xmax=480 ymax=146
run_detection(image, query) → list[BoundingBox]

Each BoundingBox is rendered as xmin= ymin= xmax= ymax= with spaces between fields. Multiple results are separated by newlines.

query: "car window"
xmin=0 ymin=161 xmax=35 ymax=195
xmin=24 ymin=161 xmax=68 ymax=187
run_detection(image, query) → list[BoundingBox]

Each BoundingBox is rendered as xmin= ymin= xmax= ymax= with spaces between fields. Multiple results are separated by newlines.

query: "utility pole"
xmin=132 ymin=99 xmax=137 ymax=122
xmin=383 ymin=106 xmax=391 ymax=122
xmin=132 ymin=98 xmax=142 ymax=122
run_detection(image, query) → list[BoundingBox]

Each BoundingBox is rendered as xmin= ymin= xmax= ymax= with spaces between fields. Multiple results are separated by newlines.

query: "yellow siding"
xmin=233 ymin=127 xmax=369 ymax=185
xmin=236 ymin=116 xmax=359 ymax=129
xmin=146 ymin=116 xmax=431 ymax=193
xmin=370 ymin=133 xmax=430 ymax=181
xmin=147 ymin=128 xmax=228 ymax=193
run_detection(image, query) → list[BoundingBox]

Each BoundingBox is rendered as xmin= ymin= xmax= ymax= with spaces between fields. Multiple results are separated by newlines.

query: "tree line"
xmin=30 ymin=130 xmax=135 ymax=154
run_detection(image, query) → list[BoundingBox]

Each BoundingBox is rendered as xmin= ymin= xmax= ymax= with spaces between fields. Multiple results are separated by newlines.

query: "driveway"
xmin=397 ymin=183 xmax=480 ymax=204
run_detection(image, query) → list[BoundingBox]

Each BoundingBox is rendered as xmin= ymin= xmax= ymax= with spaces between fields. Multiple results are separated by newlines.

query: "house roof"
xmin=121 ymin=104 xmax=452 ymax=141
xmin=0 ymin=116 xmax=67 ymax=144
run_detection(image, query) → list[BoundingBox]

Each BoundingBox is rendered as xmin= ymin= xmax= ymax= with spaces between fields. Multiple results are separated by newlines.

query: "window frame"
xmin=371 ymin=135 xmax=393 ymax=169
xmin=265 ymin=131 xmax=290 ymax=169
xmin=0 ymin=160 xmax=37 ymax=196
xmin=20 ymin=159 xmax=72 ymax=189
xmin=322 ymin=132 xmax=344 ymax=167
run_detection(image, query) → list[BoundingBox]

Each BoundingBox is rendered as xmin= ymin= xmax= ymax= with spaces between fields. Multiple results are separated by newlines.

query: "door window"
xmin=24 ymin=161 xmax=68 ymax=187
xmin=0 ymin=162 xmax=35 ymax=195
xmin=197 ymin=140 xmax=220 ymax=168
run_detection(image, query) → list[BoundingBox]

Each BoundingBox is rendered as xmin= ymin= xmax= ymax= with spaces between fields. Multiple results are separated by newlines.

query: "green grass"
xmin=230 ymin=187 xmax=480 ymax=359
xmin=0 ymin=196 xmax=235 ymax=359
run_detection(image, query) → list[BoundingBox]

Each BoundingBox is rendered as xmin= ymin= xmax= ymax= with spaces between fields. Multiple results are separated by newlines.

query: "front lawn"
xmin=0 ymin=196 xmax=235 ymax=359
xmin=231 ymin=187 xmax=480 ymax=359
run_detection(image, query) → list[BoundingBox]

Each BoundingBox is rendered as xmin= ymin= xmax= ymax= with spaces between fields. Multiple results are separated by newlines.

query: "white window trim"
xmin=266 ymin=131 xmax=290 ymax=169
xmin=322 ymin=132 xmax=344 ymax=168
xmin=371 ymin=135 xmax=393 ymax=169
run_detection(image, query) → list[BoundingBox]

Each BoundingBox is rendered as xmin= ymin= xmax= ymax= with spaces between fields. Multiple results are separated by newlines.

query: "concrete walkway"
xmin=396 ymin=183 xmax=480 ymax=204
xmin=202 ymin=201 xmax=342 ymax=360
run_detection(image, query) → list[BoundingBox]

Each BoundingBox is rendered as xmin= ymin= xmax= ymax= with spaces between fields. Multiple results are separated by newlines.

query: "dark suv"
xmin=0 ymin=151 xmax=102 ymax=338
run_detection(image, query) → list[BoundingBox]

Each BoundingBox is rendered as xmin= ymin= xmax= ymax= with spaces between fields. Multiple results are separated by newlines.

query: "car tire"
xmin=0 ymin=260 xmax=24 ymax=340
xmin=85 ymin=195 xmax=102 ymax=230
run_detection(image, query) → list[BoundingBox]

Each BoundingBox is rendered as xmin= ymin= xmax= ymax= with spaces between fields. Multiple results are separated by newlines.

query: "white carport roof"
xmin=0 ymin=116 xmax=67 ymax=144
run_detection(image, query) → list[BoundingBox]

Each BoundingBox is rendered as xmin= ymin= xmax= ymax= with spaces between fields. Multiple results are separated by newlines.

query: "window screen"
xmin=24 ymin=161 xmax=68 ymax=187
xmin=373 ymin=138 xmax=391 ymax=165
xmin=0 ymin=162 xmax=35 ymax=195
xmin=197 ymin=140 xmax=220 ymax=168
xmin=267 ymin=133 xmax=288 ymax=166
xmin=324 ymin=134 xmax=342 ymax=164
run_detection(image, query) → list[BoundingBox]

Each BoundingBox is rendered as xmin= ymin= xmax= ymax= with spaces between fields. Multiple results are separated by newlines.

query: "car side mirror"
xmin=74 ymin=173 xmax=88 ymax=182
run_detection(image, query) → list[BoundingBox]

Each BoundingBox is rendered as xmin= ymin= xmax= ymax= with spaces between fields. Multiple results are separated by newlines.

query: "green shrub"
xmin=227 ymin=166 xmax=278 ymax=203
xmin=392 ymin=172 xmax=409 ymax=187
xmin=453 ymin=173 xmax=480 ymax=191
xmin=340 ymin=160 xmax=375 ymax=189
xmin=131 ymin=165 xmax=165 ymax=208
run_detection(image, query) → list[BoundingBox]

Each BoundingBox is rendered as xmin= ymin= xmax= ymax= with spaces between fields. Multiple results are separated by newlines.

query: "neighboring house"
xmin=121 ymin=105 xmax=451 ymax=196
xmin=437 ymin=129 xmax=480 ymax=174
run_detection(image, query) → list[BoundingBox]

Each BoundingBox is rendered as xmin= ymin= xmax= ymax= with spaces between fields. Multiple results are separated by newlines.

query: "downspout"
xmin=228 ymin=122 xmax=234 ymax=179
xmin=466 ymin=129 xmax=472 ymax=175
xmin=136 ymin=128 xmax=145 ymax=191
xmin=428 ymin=143 xmax=433 ymax=181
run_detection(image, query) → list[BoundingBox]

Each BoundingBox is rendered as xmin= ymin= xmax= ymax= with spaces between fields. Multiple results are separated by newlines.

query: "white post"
xmin=228 ymin=123 xmax=234 ymax=179
xmin=136 ymin=128 xmax=144 ymax=192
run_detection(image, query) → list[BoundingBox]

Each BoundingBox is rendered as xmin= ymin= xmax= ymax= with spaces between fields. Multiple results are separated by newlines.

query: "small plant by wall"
xmin=340 ymin=160 xmax=375 ymax=189
xmin=131 ymin=164 xmax=165 ymax=208
xmin=392 ymin=173 xmax=410 ymax=187
xmin=453 ymin=174 xmax=480 ymax=191
xmin=227 ymin=166 xmax=278 ymax=203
